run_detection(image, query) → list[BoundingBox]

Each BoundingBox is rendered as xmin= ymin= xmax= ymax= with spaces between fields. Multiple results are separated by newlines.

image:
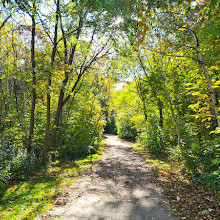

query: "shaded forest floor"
xmin=133 ymin=146 xmax=220 ymax=220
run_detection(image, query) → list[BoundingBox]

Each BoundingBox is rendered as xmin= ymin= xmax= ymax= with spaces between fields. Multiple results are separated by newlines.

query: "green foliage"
xmin=180 ymin=135 xmax=220 ymax=190
xmin=138 ymin=116 xmax=166 ymax=155
xmin=57 ymin=111 xmax=104 ymax=159
xmin=1 ymin=0 xmax=219 ymax=201
xmin=116 ymin=115 xmax=137 ymax=140
xmin=104 ymin=115 xmax=117 ymax=134
xmin=0 ymin=143 xmax=42 ymax=185
xmin=56 ymin=85 xmax=105 ymax=159
xmin=113 ymin=82 xmax=142 ymax=140
xmin=112 ymin=44 xmax=219 ymax=191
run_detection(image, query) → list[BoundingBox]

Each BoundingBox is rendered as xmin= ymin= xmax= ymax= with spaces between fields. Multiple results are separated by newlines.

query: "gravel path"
xmin=47 ymin=134 xmax=176 ymax=220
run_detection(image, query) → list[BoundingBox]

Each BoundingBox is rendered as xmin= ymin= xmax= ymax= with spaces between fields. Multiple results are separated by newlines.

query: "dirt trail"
xmin=47 ymin=135 xmax=176 ymax=220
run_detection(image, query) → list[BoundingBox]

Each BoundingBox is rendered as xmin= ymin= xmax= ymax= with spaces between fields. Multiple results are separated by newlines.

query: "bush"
xmin=138 ymin=116 xmax=166 ymax=155
xmin=172 ymin=132 xmax=220 ymax=191
xmin=0 ymin=181 xmax=7 ymax=197
xmin=0 ymin=144 xmax=40 ymax=186
xmin=116 ymin=115 xmax=137 ymax=140
xmin=57 ymin=110 xmax=104 ymax=159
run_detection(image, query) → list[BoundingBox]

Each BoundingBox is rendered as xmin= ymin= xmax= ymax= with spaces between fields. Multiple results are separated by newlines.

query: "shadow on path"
xmin=47 ymin=135 xmax=176 ymax=220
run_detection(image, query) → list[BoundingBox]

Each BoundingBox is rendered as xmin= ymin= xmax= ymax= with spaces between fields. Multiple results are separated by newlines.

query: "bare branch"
xmin=0 ymin=14 xmax=11 ymax=31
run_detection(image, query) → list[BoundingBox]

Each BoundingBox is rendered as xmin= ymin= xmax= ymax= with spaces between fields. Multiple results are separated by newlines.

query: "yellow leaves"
xmin=210 ymin=65 xmax=219 ymax=71
xmin=201 ymin=94 xmax=208 ymax=99
xmin=195 ymin=115 xmax=199 ymax=119
xmin=26 ymin=78 xmax=32 ymax=83
xmin=188 ymin=101 xmax=201 ymax=110
xmin=178 ymin=24 xmax=187 ymax=31
xmin=178 ymin=27 xmax=184 ymax=31
xmin=188 ymin=104 xmax=195 ymax=109
xmin=70 ymin=35 xmax=77 ymax=44
xmin=213 ymin=80 xmax=220 ymax=87
xmin=0 ymin=74 xmax=6 ymax=80
xmin=192 ymin=92 xmax=200 ymax=96
xmin=210 ymin=127 xmax=220 ymax=134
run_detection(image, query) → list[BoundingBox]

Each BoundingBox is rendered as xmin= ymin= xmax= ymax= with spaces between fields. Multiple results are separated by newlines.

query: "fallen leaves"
xmin=155 ymin=169 xmax=220 ymax=220
xmin=133 ymin=146 xmax=220 ymax=220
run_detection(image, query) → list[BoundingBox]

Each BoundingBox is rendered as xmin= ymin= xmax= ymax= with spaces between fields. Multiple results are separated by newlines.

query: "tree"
xmin=43 ymin=0 xmax=60 ymax=158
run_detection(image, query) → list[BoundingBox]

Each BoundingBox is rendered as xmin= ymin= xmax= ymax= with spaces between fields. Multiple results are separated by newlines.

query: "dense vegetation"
xmin=0 ymin=0 xmax=120 ymax=194
xmin=111 ymin=0 xmax=220 ymax=192
xmin=0 ymin=0 xmax=219 ymax=205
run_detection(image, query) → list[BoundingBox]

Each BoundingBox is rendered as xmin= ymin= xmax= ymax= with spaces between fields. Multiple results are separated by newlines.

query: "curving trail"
xmin=47 ymin=135 xmax=175 ymax=220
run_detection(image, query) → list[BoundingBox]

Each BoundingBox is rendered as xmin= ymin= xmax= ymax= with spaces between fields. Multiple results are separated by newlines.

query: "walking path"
xmin=47 ymin=134 xmax=175 ymax=220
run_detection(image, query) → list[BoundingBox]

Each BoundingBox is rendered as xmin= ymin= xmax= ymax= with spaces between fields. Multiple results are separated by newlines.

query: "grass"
xmin=0 ymin=141 xmax=106 ymax=220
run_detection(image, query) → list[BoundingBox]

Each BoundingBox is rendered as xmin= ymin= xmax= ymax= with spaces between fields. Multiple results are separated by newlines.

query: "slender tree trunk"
xmin=50 ymin=89 xmax=65 ymax=148
xmin=158 ymin=100 xmax=163 ymax=129
xmin=28 ymin=1 xmax=36 ymax=153
xmin=161 ymin=71 xmax=181 ymax=148
xmin=134 ymin=75 xmax=148 ymax=122
xmin=13 ymin=80 xmax=20 ymax=122
xmin=43 ymin=0 xmax=60 ymax=157
xmin=5 ymin=71 xmax=8 ymax=117
xmin=190 ymin=29 xmax=220 ymax=127
xmin=0 ymin=15 xmax=11 ymax=31
xmin=142 ymin=97 xmax=148 ymax=122
xmin=0 ymin=79 xmax=3 ymax=133
xmin=134 ymin=56 xmax=149 ymax=122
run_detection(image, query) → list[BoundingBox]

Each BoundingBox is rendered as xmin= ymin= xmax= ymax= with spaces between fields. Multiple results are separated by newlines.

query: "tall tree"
xmin=28 ymin=0 xmax=37 ymax=152
xmin=43 ymin=0 xmax=60 ymax=157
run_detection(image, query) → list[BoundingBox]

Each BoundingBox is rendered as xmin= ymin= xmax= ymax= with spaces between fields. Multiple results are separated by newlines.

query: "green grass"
xmin=0 ymin=142 xmax=106 ymax=220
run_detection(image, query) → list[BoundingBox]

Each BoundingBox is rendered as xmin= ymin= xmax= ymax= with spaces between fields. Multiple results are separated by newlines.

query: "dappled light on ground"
xmin=46 ymin=135 xmax=175 ymax=220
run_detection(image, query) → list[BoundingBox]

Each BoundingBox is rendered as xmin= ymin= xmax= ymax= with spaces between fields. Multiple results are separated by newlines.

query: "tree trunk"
xmin=28 ymin=1 xmax=36 ymax=153
xmin=50 ymin=89 xmax=65 ymax=148
xmin=190 ymin=29 xmax=220 ymax=128
xmin=142 ymin=97 xmax=148 ymax=122
xmin=158 ymin=100 xmax=163 ymax=129
xmin=13 ymin=80 xmax=20 ymax=122
xmin=43 ymin=0 xmax=60 ymax=158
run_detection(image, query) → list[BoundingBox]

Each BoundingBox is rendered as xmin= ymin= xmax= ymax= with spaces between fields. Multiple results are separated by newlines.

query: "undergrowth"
xmin=0 ymin=141 xmax=106 ymax=220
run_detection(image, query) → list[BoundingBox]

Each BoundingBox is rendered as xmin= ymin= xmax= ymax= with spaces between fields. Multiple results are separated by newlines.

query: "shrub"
xmin=175 ymin=133 xmax=220 ymax=191
xmin=104 ymin=115 xmax=117 ymax=134
xmin=116 ymin=115 xmax=137 ymax=140
xmin=138 ymin=116 xmax=166 ymax=155
xmin=0 ymin=143 xmax=41 ymax=187
xmin=57 ymin=111 xmax=104 ymax=159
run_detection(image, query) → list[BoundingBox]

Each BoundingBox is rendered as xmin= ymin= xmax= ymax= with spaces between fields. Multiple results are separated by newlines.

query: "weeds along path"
xmin=46 ymin=134 xmax=175 ymax=220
